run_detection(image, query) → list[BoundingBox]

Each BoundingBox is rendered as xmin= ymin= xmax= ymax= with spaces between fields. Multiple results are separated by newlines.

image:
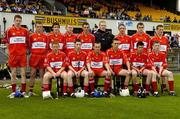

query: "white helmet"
xmin=119 ymin=88 xmax=130 ymax=96
xmin=75 ymin=89 xmax=85 ymax=98
xmin=42 ymin=91 xmax=53 ymax=99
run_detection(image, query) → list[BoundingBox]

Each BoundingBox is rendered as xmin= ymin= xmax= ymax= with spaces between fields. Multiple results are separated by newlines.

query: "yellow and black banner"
xmin=34 ymin=15 xmax=87 ymax=26
xmin=164 ymin=23 xmax=180 ymax=31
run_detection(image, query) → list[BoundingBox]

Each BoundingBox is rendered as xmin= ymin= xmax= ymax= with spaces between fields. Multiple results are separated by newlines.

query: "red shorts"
xmin=29 ymin=54 xmax=46 ymax=68
xmin=8 ymin=55 xmax=27 ymax=67
xmin=92 ymin=69 xmax=104 ymax=77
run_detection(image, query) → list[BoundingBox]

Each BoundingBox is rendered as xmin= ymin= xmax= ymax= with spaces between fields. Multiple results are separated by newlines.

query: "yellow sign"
xmin=164 ymin=23 xmax=180 ymax=31
xmin=34 ymin=15 xmax=87 ymax=26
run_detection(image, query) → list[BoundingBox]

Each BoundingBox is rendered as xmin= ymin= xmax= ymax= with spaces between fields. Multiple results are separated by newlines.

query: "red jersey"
xmin=149 ymin=51 xmax=167 ymax=69
xmin=3 ymin=26 xmax=29 ymax=56
xmin=29 ymin=32 xmax=48 ymax=54
xmin=150 ymin=36 xmax=170 ymax=54
xmin=67 ymin=50 xmax=87 ymax=71
xmin=106 ymin=48 xmax=128 ymax=74
xmin=131 ymin=32 xmax=151 ymax=52
xmin=77 ymin=32 xmax=95 ymax=53
xmin=47 ymin=32 xmax=65 ymax=52
xmin=130 ymin=51 xmax=151 ymax=69
xmin=115 ymin=34 xmax=131 ymax=56
xmin=64 ymin=32 xmax=77 ymax=54
xmin=44 ymin=51 xmax=67 ymax=72
xmin=86 ymin=51 xmax=108 ymax=72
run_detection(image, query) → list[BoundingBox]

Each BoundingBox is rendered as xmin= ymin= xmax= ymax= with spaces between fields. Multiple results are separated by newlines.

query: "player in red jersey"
xmin=149 ymin=41 xmax=175 ymax=96
xmin=28 ymin=21 xmax=48 ymax=96
xmin=67 ymin=39 xmax=89 ymax=97
xmin=77 ymin=22 xmax=95 ymax=54
xmin=43 ymin=40 xmax=68 ymax=98
xmin=4 ymin=15 xmax=29 ymax=98
xmin=130 ymin=41 xmax=157 ymax=96
xmin=64 ymin=24 xmax=77 ymax=54
xmin=106 ymin=38 xmax=131 ymax=89
xmin=115 ymin=23 xmax=131 ymax=56
xmin=150 ymin=25 xmax=170 ymax=54
xmin=86 ymin=41 xmax=111 ymax=97
xmin=47 ymin=22 xmax=65 ymax=52
xmin=150 ymin=25 xmax=171 ymax=91
xmin=131 ymin=22 xmax=151 ymax=53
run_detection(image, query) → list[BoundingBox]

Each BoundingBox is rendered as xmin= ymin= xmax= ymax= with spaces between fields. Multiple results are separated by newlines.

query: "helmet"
xmin=137 ymin=88 xmax=146 ymax=98
xmin=14 ymin=90 xmax=23 ymax=98
xmin=42 ymin=91 xmax=52 ymax=99
xmin=119 ymin=88 xmax=130 ymax=96
xmin=94 ymin=88 xmax=103 ymax=97
xmin=75 ymin=88 xmax=85 ymax=98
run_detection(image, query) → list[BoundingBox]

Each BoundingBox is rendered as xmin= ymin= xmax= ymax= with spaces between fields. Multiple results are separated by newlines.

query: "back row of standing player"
xmin=4 ymin=15 xmax=174 ymax=98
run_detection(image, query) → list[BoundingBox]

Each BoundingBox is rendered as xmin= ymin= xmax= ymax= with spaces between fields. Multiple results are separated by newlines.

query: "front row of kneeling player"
xmin=42 ymin=39 xmax=175 ymax=99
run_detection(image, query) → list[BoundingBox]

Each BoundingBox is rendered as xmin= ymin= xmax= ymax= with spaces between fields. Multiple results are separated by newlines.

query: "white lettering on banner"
xmin=119 ymin=44 xmax=130 ymax=50
xmin=109 ymin=59 xmax=122 ymax=65
xmin=160 ymin=45 xmax=167 ymax=52
xmin=66 ymin=42 xmax=74 ymax=49
xmin=81 ymin=43 xmax=92 ymax=49
xmin=134 ymin=42 xmax=147 ymax=49
xmin=91 ymin=61 xmax=103 ymax=68
xmin=72 ymin=61 xmax=84 ymax=67
xmin=50 ymin=43 xmax=63 ymax=49
xmin=154 ymin=62 xmax=163 ymax=68
xmin=9 ymin=37 xmax=26 ymax=44
xmin=50 ymin=62 xmax=62 ymax=68
xmin=32 ymin=42 xmax=46 ymax=49
xmin=132 ymin=62 xmax=144 ymax=67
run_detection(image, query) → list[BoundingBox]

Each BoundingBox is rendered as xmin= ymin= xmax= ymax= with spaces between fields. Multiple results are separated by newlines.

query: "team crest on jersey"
xmin=73 ymin=57 xmax=76 ymax=60
xmin=12 ymin=33 xmax=16 ymax=35
xmin=52 ymin=58 xmax=54 ymax=61
xmin=34 ymin=38 xmax=36 ymax=41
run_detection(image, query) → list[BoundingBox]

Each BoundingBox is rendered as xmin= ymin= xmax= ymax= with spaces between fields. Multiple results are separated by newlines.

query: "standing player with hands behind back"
xmin=4 ymin=15 xmax=29 ymax=98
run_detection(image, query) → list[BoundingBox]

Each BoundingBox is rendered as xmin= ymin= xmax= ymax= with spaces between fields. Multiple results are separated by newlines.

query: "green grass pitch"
xmin=0 ymin=74 xmax=180 ymax=119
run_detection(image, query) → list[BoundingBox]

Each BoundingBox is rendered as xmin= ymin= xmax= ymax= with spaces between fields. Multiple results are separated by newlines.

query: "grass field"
xmin=0 ymin=74 xmax=180 ymax=119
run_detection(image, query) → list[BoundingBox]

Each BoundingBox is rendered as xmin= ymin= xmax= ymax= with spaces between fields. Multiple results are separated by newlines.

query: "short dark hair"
xmin=94 ymin=40 xmax=101 ymax=44
xmin=51 ymin=40 xmax=59 ymax=45
xmin=74 ymin=39 xmax=81 ymax=43
xmin=137 ymin=22 xmax=144 ymax=28
xmin=136 ymin=41 xmax=144 ymax=47
xmin=112 ymin=38 xmax=119 ymax=42
xmin=52 ymin=22 xmax=60 ymax=28
xmin=82 ymin=22 xmax=89 ymax=27
xmin=156 ymin=25 xmax=163 ymax=30
xmin=153 ymin=40 xmax=160 ymax=45
xmin=118 ymin=23 xmax=126 ymax=29
xmin=14 ymin=15 xmax=22 ymax=20
xmin=35 ymin=21 xmax=43 ymax=26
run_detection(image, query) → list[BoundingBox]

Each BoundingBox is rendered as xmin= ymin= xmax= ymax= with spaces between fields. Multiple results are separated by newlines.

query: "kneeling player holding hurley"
xmin=42 ymin=41 xmax=68 ymax=98
xmin=86 ymin=41 xmax=111 ymax=97
xmin=67 ymin=39 xmax=89 ymax=97
xmin=106 ymin=38 xmax=131 ymax=90
xmin=149 ymin=41 xmax=175 ymax=96
xmin=130 ymin=41 xmax=157 ymax=96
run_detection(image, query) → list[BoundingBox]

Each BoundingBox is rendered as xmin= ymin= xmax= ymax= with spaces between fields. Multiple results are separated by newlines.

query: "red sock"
xmin=133 ymin=84 xmax=138 ymax=92
xmin=168 ymin=80 xmax=174 ymax=92
xmin=152 ymin=81 xmax=158 ymax=92
xmin=89 ymin=78 xmax=95 ymax=92
xmin=146 ymin=84 xmax=150 ymax=93
xmin=162 ymin=84 xmax=166 ymax=90
xmin=63 ymin=85 xmax=67 ymax=93
xmin=84 ymin=85 xmax=88 ymax=93
xmin=69 ymin=86 xmax=74 ymax=94
xmin=12 ymin=84 xmax=16 ymax=92
xmin=29 ymin=86 xmax=33 ymax=92
xmin=43 ymin=84 xmax=49 ymax=91
xmin=104 ymin=78 xmax=110 ymax=92
xmin=21 ymin=83 xmax=26 ymax=92
xmin=49 ymin=84 xmax=52 ymax=91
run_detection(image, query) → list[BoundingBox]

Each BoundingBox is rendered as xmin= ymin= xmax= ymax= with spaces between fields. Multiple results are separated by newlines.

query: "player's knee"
xmin=67 ymin=72 xmax=73 ymax=77
xmin=84 ymin=72 xmax=89 ymax=77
